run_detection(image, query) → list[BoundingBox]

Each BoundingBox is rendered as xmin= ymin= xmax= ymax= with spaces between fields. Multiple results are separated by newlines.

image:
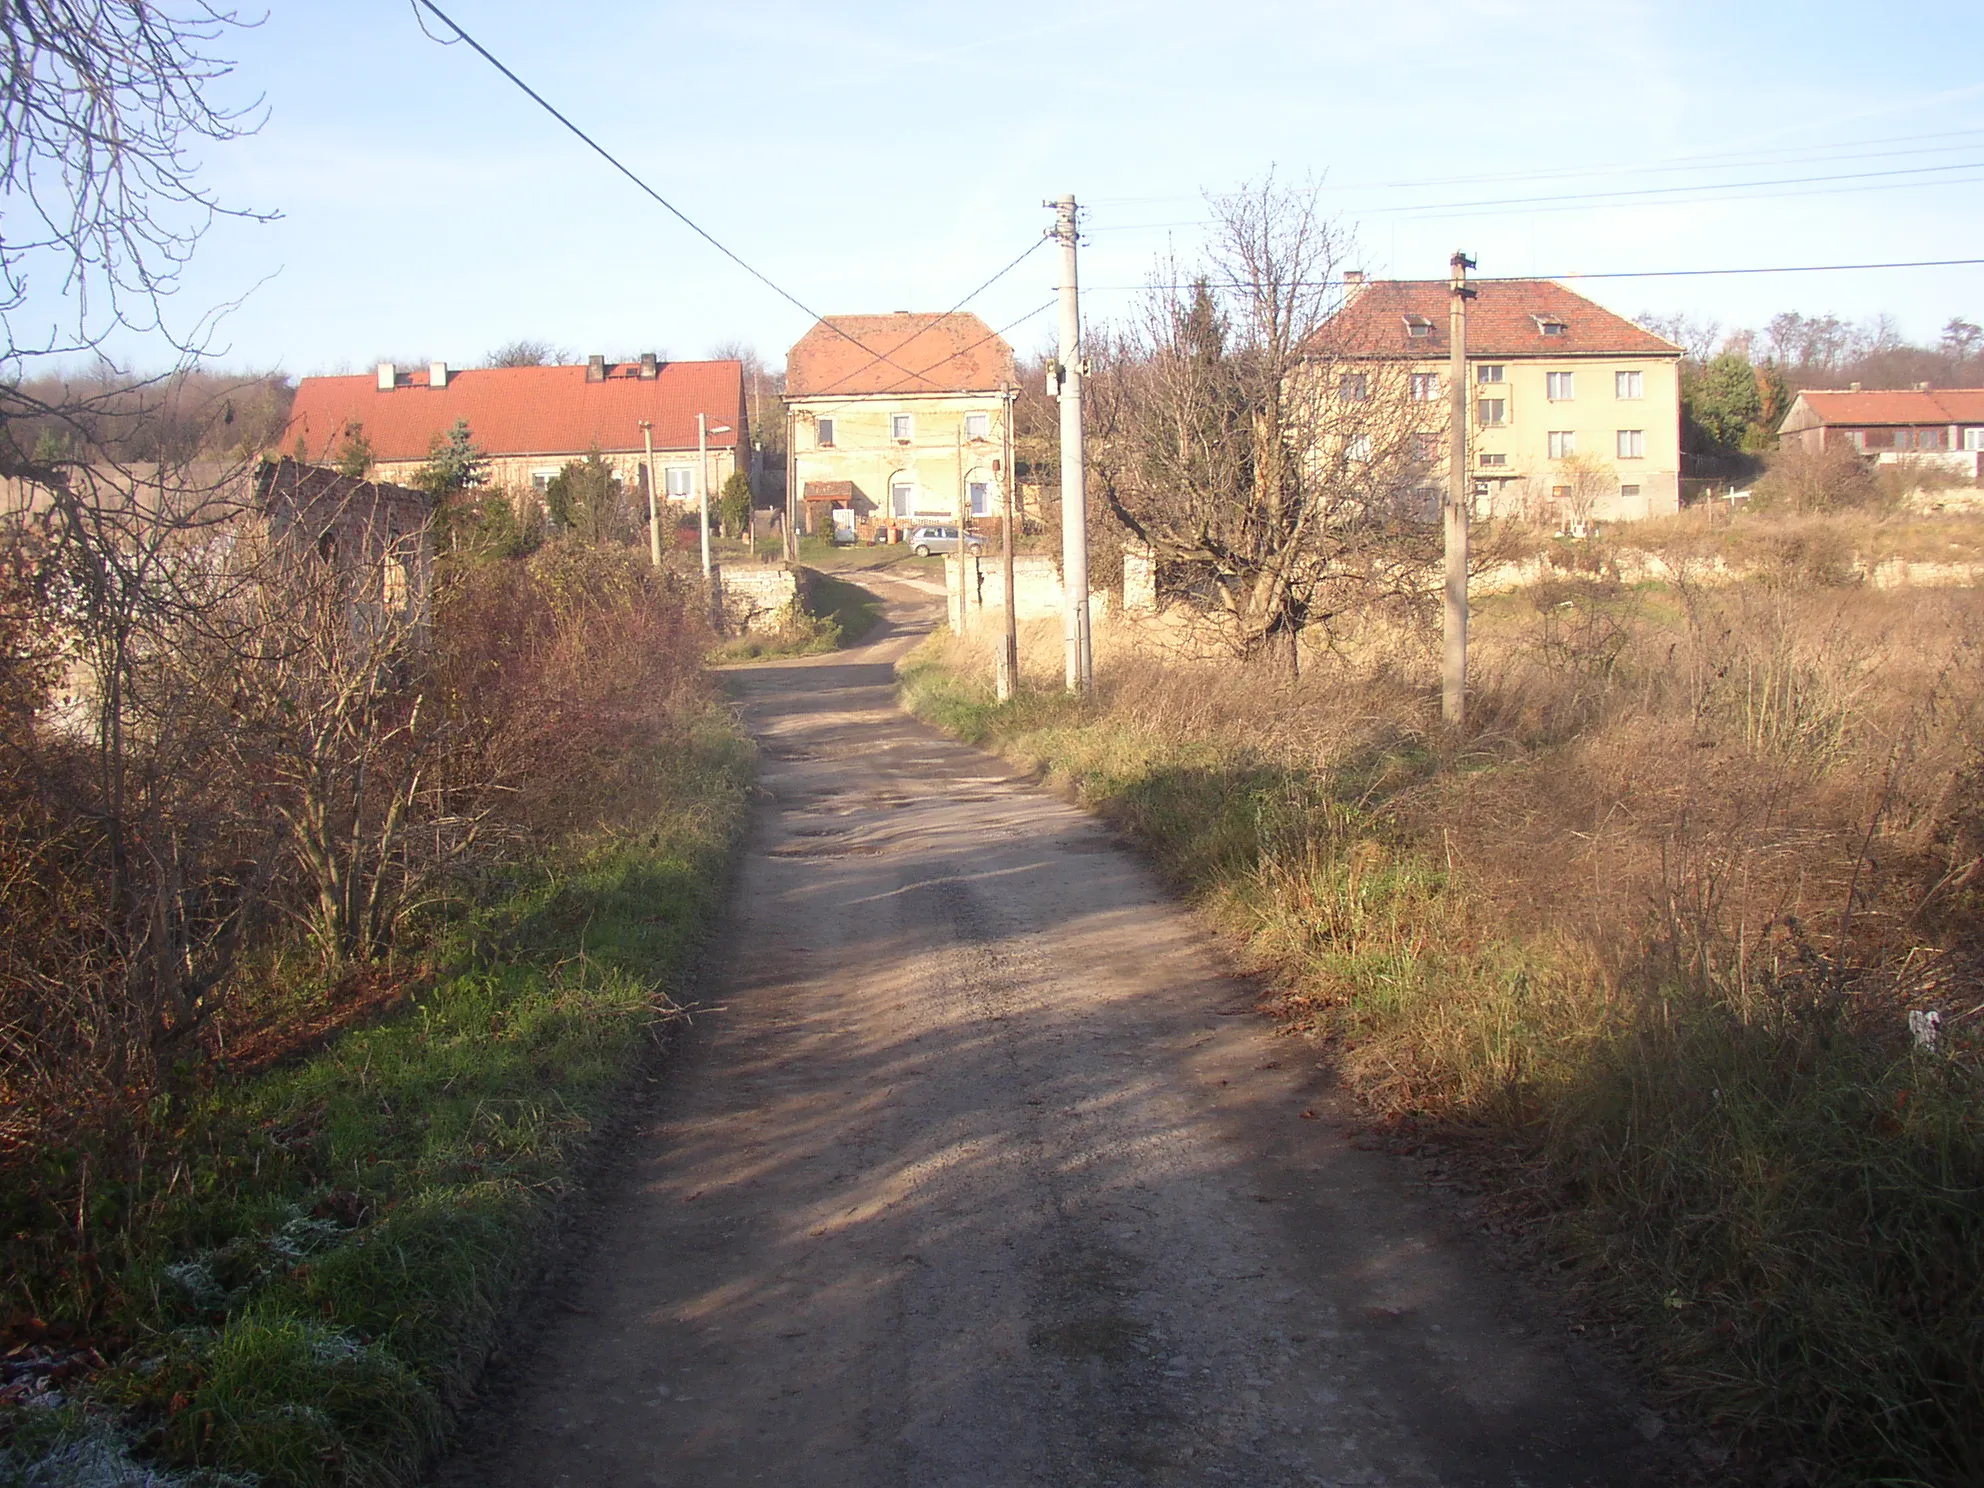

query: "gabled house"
xmin=784 ymin=313 xmax=1016 ymax=540
xmin=281 ymin=356 xmax=747 ymax=508
xmin=1778 ymin=386 xmax=1984 ymax=476
xmin=1314 ymin=277 xmax=1684 ymax=523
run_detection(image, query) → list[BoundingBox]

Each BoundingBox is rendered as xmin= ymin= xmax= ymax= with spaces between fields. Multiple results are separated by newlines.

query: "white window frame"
xmin=1614 ymin=370 xmax=1643 ymax=400
xmin=531 ymin=467 xmax=561 ymax=492
xmin=963 ymin=412 xmax=990 ymax=441
xmin=1340 ymin=372 xmax=1370 ymax=402
xmin=1479 ymin=452 xmax=1507 ymax=468
xmin=891 ymin=413 xmax=913 ymax=442
xmin=1345 ymin=432 xmax=1372 ymax=462
xmin=1475 ymin=397 xmax=1507 ymax=427
xmin=1617 ymin=429 xmax=1645 ymax=459
xmin=889 ymin=478 xmax=914 ymax=518
xmin=1476 ymin=364 xmax=1505 ymax=384
xmin=1619 ymin=483 xmax=1642 ymax=499
xmin=1535 ymin=316 xmax=1568 ymax=337
xmin=816 ymin=416 xmax=835 ymax=447
xmin=664 ymin=465 xmax=695 ymax=498
xmin=1964 ymin=427 xmax=1984 ymax=451
xmin=1409 ymin=372 xmax=1438 ymax=401
xmin=1548 ymin=430 xmax=1576 ymax=459
xmin=968 ymin=480 xmax=992 ymax=517
xmin=1546 ymin=371 xmax=1576 ymax=401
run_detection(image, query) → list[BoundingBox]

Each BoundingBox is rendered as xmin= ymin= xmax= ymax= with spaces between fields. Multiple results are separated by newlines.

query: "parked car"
xmin=908 ymin=525 xmax=983 ymax=557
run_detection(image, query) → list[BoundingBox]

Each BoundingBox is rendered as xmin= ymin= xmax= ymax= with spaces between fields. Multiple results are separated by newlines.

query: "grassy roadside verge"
xmin=900 ymin=633 xmax=1982 ymax=1488
xmin=0 ymin=711 xmax=752 ymax=1488
xmin=710 ymin=570 xmax=883 ymax=662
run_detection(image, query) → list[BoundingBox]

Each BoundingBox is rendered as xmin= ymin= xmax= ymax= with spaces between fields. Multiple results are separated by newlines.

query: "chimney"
xmin=376 ymin=362 xmax=396 ymax=392
xmin=1849 ymin=382 xmax=1862 ymax=392
xmin=639 ymin=352 xmax=658 ymax=380
xmin=1916 ymin=380 xmax=1931 ymax=391
xmin=429 ymin=360 xmax=449 ymax=390
xmin=586 ymin=355 xmax=606 ymax=383
xmin=1342 ymin=270 xmax=1365 ymax=286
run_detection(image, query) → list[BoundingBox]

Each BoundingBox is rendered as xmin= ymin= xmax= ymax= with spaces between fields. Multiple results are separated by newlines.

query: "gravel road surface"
xmin=437 ymin=573 xmax=1670 ymax=1488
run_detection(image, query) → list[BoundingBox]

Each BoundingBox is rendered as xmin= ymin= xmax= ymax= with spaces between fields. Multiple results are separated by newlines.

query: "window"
xmin=817 ymin=416 xmax=836 ymax=447
xmin=964 ymin=411 xmax=990 ymax=441
xmin=1409 ymin=372 xmax=1439 ymax=401
xmin=1477 ymin=364 xmax=1505 ymax=384
xmin=1479 ymin=452 xmax=1507 ymax=467
xmin=1534 ymin=316 xmax=1568 ymax=336
xmin=1620 ymin=484 xmax=1641 ymax=500
xmin=1548 ymin=430 xmax=1576 ymax=458
xmin=1339 ymin=373 xmax=1369 ymax=401
xmin=1617 ymin=429 xmax=1645 ymax=459
xmin=1917 ymin=427 xmax=1943 ymax=451
xmin=1893 ymin=429 xmax=1914 ymax=451
xmin=1966 ymin=428 xmax=1984 ymax=451
xmin=1413 ymin=432 xmax=1439 ymax=461
xmin=531 ymin=468 xmax=560 ymax=492
xmin=1615 ymin=370 xmax=1643 ymax=399
xmin=1402 ymin=314 xmax=1435 ymax=339
xmin=891 ymin=413 xmax=913 ymax=441
xmin=1345 ymin=433 xmax=1372 ymax=461
xmin=1847 ymin=430 xmax=1867 ymax=451
xmin=1546 ymin=371 xmax=1575 ymax=401
xmin=1475 ymin=397 xmax=1507 ymax=426
xmin=890 ymin=479 xmax=914 ymax=518
xmin=664 ymin=466 xmax=694 ymax=498
xmin=968 ymin=480 xmax=992 ymax=517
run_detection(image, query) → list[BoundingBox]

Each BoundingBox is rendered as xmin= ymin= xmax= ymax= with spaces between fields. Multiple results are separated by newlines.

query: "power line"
xmin=409 ymin=0 xmax=1017 ymax=395
xmin=1079 ymin=257 xmax=1984 ymax=293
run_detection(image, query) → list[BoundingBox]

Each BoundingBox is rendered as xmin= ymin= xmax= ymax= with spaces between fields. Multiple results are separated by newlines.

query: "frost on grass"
xmin=0 ymin=1413 xmax=256 ymax=1488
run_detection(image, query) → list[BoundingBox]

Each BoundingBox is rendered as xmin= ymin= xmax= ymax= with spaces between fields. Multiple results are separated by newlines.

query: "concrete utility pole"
xmin=641 ymin=420 xmax=662 ymax=570
xmin=1049 ymin=193 xmax=1092 ymax=694
xmin=998 ymin=382 xmax=1019 ymax=701
xmin=1444 ymin=251 xmax=1477 ymax=728
xmin=953 ymin=418 xmax=969 ymax=635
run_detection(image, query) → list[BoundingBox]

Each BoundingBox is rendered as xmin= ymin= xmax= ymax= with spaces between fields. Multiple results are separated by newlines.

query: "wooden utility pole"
xmin=998 ymin=382 xmax=1018 ymax=700
xmin=641 ymin=419 xmax=662 ymax=570
xmin=1049 ymin=194 xmax=1092 ymax=694
xmin=1444 ymin=251 xmax=1476 ymax=728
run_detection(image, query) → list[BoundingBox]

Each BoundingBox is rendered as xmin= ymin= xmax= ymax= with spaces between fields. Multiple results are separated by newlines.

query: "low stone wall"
xmin=714 ymin=562 xmax=802 ymax=633
xmin=947 ymin=555 xmax=1112 ymax=627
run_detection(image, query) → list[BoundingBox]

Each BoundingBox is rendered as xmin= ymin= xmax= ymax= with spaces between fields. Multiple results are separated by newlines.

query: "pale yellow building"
xmin=1317 ymin=277 xmax=1683 ymax=524
xmin=784 ymin=313 xmax=1015 ymax=540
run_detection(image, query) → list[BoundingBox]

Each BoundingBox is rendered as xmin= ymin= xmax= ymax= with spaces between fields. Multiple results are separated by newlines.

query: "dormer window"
xmin=1402 ymin=314 xmax=1435 ymax=339
xmin=1534 ymin=315 xmax=1568 ymax=337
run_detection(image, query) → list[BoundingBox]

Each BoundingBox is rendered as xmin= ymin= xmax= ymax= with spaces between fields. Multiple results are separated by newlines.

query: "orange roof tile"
xmin=1316 ymin=280 xmax=1680 ymax=360
xmin=1790 ymin=387 xmax=1984 ymax=425
xmin=786 ymin=313 xmax=1015 ymax=398
xmin=281 ymin=360 xmax=744 ymax=464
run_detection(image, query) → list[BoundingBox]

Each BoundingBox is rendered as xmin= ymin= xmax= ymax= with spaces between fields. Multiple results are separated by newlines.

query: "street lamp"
xmin=640 ymin=419 xmax=661 ymax=570
xmin=696 ymin=412 xmax=733 ymax=579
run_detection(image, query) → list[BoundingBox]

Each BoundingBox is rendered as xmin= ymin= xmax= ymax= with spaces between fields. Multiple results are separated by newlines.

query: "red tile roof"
xmin=1789 ymin=387 xmax=1984 ymax=426
xmin=281 ymin=360 xmax=744 ymax=464
xmin=786 ymin=313 xmax=1015 ymax=398
xmin=1315 ymin=280 xmax=1680 ymax=360
xmin=802 ymin=480 xmax=858 ymax=501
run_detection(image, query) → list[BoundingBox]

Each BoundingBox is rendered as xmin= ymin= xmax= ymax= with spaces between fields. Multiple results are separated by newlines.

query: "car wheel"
xmin=914 ymin=544 xmax=931 ymax=557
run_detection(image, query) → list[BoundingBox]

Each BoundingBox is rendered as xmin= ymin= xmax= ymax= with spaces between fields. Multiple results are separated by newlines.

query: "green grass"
xmin=1 ymin=712 xmax=752 ymax=1487
xmin=710 ymin=572 xmax=884 ymax=662
xmin=899 ymin=643 xmax=1984 ymax=1488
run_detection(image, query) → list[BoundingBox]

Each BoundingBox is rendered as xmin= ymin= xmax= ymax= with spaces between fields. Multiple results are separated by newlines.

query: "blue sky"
xmin=45 ymin=0 xmax=1984 ymax=376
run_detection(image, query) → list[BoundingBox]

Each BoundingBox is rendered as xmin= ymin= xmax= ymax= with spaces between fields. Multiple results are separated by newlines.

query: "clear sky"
xmin=52 ymin=0 xmax=1984 ymax=376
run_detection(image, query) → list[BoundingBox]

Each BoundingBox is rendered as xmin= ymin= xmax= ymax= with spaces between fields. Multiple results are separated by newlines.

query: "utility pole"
xmin=998 ymin=382 xmax=1018 ymax=701
xmin=641 ymin=420 xmax=662 ymax=570
xmin=697 ymin=411 xmax=714 ymax=581
xmin=953 ymin=417 xmax=969 ymax=635
xmin=1048 ymin=193 xmax=1092 ymax=694
xmin=1445 ymin=251 xmax=1477 ymax=728
xmin=784 ymin=404 xmax=799 ymax=562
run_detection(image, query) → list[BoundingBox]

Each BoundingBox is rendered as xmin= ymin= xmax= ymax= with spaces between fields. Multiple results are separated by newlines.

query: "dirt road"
xmin=439 ymin=575 xmax=1668 ymax=1487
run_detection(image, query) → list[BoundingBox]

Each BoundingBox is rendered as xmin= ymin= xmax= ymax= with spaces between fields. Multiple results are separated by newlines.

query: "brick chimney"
xmin=1342 ymin=270 xmax=1364 ymax=285
xmin=586 ymin=355 xmax=606 ymax=383
xmin=376 ymin=362 xmax=396 ymax=392
xmin=639 ymin=352 xmax=658 ymax=380
xmin=429 ymin=360 xmax=449 ymax=390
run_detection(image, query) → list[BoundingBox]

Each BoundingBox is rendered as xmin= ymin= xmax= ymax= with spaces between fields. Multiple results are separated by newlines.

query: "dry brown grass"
xmin=908 ymin=545 xmax=1984 ymax=1485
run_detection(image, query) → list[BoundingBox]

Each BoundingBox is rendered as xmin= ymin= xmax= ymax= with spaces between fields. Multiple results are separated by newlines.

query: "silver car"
xmin=908 ymin=525 xmax=984 ymax=557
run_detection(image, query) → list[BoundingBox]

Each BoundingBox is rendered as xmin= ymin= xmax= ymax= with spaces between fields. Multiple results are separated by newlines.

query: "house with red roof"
xmin=1313 ymin=278 xmax=1683 ymax=524
xmin=281 ymin=355 xmax=748 ymax=510
xmin=784 ymin=313 xmax=1015 ymax=539
xmin=1778 ymin=386 xmax=1984 ymax=477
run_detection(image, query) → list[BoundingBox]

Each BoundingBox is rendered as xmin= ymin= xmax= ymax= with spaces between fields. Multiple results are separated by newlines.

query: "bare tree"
xmin=486 ymin=338 xmax=570 ymax=368
xmin=1093 ymin=177 xmax=1440 ymax=671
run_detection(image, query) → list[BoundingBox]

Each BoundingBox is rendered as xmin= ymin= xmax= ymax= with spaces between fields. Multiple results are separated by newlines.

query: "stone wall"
xmin=946 ymin=554 xmax=1112 ymax=627
xmin=714 ymin=562 xmax=803 ymax=634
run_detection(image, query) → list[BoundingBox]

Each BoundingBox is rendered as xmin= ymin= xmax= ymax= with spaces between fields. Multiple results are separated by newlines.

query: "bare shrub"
xmin=1750 ymin=440 xmax=1884 ymax=514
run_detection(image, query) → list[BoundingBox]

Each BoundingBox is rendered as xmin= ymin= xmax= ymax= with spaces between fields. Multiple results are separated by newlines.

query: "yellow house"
xmin=1316 ymin=277 xmax=1683 ymax=524
xmin=784 ymin=313 xmax=1016 ymax=540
